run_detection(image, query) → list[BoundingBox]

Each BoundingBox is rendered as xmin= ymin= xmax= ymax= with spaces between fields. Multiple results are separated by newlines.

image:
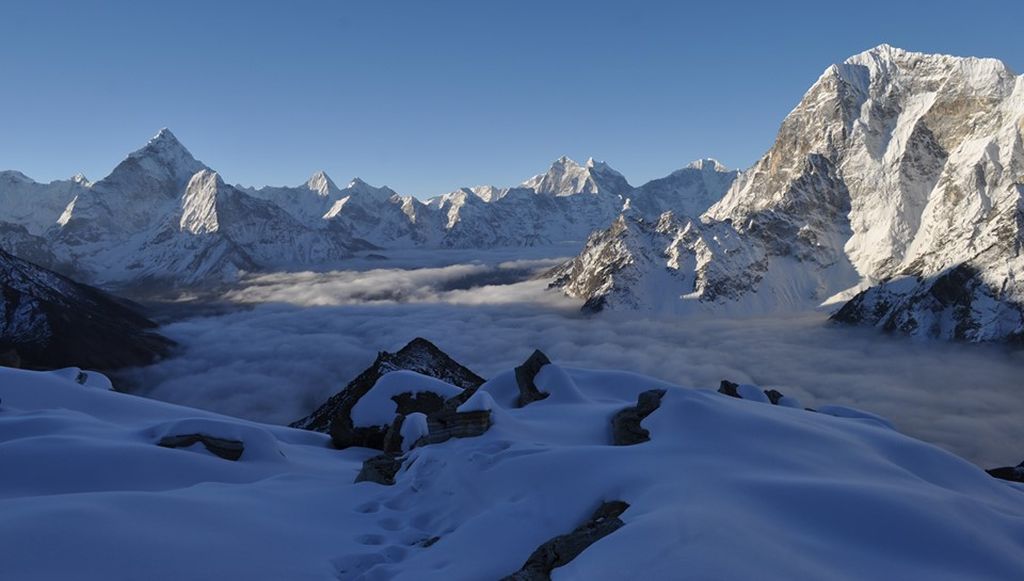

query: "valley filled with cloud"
xmin=122 ymin=254 xmax=1024 ymax=468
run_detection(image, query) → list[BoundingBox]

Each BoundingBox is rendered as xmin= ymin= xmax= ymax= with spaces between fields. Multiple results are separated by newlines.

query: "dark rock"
xmin=355 ymin=454 xmax=404 ymax=485
xmin=157 ymin=433 xmax=244 ymax=461
xmin=391 ymin=391 xmax=446 ymax=417
xmin=764 ymin=389 xmax=785 ymax=405
xmin=718 ymin=380 xmax=740 ymax=398
xmin=611 ymin=389 xmax=666 ymax=445
xmin=290 ymin=337 xmax=485 ymax=442
xmin=0 ymin=348 xmax=21 ymax=369
xmin=380 ymin=415 xmax=407 ymax=455
xmin=418 ymin=536 xmax=440 ymax=548
xmin=514 ymin=350 xmax=552 ymax=407
xmin=502 ymin=500 xmax=630 ymax=581
xmin=987 ymin=461 xmax=1024 ymax=483
xmin=421 ymin=410 xmax=492 ymax=447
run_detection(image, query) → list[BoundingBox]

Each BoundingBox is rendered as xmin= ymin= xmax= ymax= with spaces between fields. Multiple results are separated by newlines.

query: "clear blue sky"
xmin=2 ymin=0 xmax=1021 ymax=197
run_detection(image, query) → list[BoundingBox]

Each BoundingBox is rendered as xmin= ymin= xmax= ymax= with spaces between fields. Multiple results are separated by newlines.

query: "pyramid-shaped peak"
xmin=305 ymin=170 xmax=338 ymax=195
xmin=125 ymin=128 xmax=202 ymax=169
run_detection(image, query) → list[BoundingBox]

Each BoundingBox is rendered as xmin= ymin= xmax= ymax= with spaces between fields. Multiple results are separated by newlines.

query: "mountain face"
xmin=429 ymin=156 xmax=737 ymax=249
xmin=627 ymin=158 xmax=739 ymax=219
xmin=554 ymin=45 xmax=1024 ymax=341
xmin=0 ymin=171 xmax=90 ymax=236
xmin=0 ymin=248 xmax=172 ymax=370
xmin=290 ymin=337 xmax=485 ymax=434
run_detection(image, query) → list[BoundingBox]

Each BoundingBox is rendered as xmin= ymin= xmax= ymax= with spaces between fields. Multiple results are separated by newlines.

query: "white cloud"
xmin=120 ymin=262 xmax=1024 ymax=469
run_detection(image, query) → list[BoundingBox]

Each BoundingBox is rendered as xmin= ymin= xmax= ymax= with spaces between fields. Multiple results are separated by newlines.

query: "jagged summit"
xmin=305 ymin=170 xmax=338 ymax=196
xmin=844 ymin=43 xmax=1016 ymax=72
xmin=126 ymin=127 xmax=201 ymax=167
xmin=522 ymin=155 xmax=631 ymax=197
xmin=686 ymin=158 xmax=729 ymax=172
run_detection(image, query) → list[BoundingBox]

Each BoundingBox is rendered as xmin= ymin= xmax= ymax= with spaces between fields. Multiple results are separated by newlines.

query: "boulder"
xmin=157 ymin=433 xmax=244 ymax=461
xmin=355 ymin=454 xmax=404 ymax=485
xmin=987 ymin=461 xmax=1024 ymax=483
xmin=718 ymin=380 xmax=740 ymax=398
xmin=611 ymin=389 xmax=666 ymax=445
xmin=502 ymin=500 xmax=630 ymax=581
xmin=514 ymin=350 xmax=552 ymax=407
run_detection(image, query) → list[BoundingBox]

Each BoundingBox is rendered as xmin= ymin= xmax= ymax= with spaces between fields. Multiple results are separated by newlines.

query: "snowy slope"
xmin=0 ymin=248 xmax=171 ymax=369
xmin=626 ymin=158 xmax=738 ymax=219
xmin=1 ymin=361 xmax=1022 ymax=580
xmin=554 ymin=45 xmax=1024 ymax=340
xmin=0 ymin=170 xmax=90 ymax=235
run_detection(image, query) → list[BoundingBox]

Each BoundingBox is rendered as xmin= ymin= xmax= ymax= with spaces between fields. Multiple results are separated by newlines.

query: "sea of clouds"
xmin=122 ymin=256 xmax=1024 ymax=468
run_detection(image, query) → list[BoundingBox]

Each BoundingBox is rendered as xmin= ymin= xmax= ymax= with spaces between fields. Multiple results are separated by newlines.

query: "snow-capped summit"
xmin=686 ymin=158 xmax=729 ymax=172
xmin=340 ymin=177 xmax=400 ymax=201
xmin=626 ymin=159 xmax=739 ymax=219
xmin=304 ymin=170 xmax=339 ymax=197
xmin=521 ymin=155 xmax=632 ymax=198
xmin=114 ymin=127 xmax=207 ymax=194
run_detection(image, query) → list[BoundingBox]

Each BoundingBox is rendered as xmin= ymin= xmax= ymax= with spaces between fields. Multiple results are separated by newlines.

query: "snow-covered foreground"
xmin=2 ymin=365 xmax=1023 ymax=580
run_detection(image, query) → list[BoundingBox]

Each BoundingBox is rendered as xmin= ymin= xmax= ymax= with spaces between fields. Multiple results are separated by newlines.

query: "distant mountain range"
xmin=0 ymin=130 xmax=736 ymax=287
xmin=2 ymin=44 xmax=1022 ymax=343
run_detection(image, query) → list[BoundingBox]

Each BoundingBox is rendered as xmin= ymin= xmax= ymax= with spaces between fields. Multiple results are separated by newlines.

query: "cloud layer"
xmin=122 ymin=261 xmax=1024 ymax=468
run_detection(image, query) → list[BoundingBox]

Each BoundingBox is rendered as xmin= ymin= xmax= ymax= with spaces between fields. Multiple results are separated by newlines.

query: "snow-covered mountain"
xmin=37 ymin=129 xmax=358 ymax=286
xmin=554 ymin=45 xmax=1024 ymax=341
xmin=429 ymin=155 xmax=736 ymax=248
xmin=626 ymin=158 xmax=739 ymax=219
xmin=2 ymin=353 xmax=1022 ymax=579
xmin=0 ymin=248 xmax=171 ymax=370
xmin=0 ymin=170 xmax=90 ymax=235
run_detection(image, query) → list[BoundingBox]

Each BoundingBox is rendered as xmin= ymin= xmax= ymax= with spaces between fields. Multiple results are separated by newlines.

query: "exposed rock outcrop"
xmin=502 ymin=501 xmax=630 ymax=581
xmin=611 ymin=389 xmax=666 ymax=445
xmin=157 ymin=433 xmax=244 ymax=461
xmin=355 ymin=454 xmax=404 ymax=485
xmin=290 ymin=337 xmax=484 ymax=437
xmin=514 ymin=350 xmax=552 ymax=407
xmin=987 ymin=461 xmax=1024 ymax=483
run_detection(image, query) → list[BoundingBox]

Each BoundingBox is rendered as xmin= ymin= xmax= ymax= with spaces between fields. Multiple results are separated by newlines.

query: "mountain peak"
xmin=0 ymin=170 xmax=33 ymax=184
xmin=686 ymin=158 xmax=729 ymax=172
xmin=117 ymin=127 xmax=205 ymax=182
xmin=552 ymin=155 xmax=582 ymax=169
xmin=305 ymin=170 xmax=338 ymax=196
xmin=523 ymin=155 xmax=629 ymax=197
